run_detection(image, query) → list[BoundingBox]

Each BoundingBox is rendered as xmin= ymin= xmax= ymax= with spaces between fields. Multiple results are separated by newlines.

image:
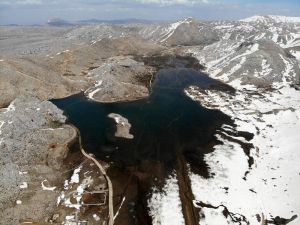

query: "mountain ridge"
xmin=240 ymin=15 xmax=300 ymax=23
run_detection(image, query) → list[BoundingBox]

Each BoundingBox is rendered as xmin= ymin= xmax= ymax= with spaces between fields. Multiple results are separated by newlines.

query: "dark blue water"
xmin=52 ymin=68 xmax=234 ymax=176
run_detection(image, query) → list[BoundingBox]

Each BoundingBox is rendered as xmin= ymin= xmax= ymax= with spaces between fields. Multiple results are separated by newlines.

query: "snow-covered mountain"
xmin=137 ymin=16 xmax=300 ymax=86
xmin=241 ymin=15 xmax=300 ymax=24
xmin=139 ymin=17 xmax=219 ymax=46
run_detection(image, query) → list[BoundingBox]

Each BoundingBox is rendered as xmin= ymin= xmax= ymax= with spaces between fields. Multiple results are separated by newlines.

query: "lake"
xmin=52 ymin=68 xmax=234 ymax=177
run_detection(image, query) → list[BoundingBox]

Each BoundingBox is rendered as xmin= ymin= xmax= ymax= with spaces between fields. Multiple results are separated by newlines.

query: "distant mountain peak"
xmin=240 ymin=15 xmax=300 ymax=23
xmin=77 ymin=18 xmax=154 ymax=25
xmin=46 ymin=18 xmax=73 ymax=27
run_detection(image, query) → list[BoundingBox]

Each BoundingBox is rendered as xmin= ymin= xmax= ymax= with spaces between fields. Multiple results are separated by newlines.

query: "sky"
xmin=0 ymin=0 xmax=300 ymax=25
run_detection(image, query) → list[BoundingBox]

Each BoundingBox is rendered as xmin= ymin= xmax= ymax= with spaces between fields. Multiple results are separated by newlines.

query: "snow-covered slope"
xmin=241 ymin=15 xmax=300 ymax=24
xmin=185 ymin=82 xmax=300 ymax=225
xmin=139 ymin=18 xmax=219 ymax=46
xmin=184 ymin=17 xmax=300 ymax=86
xmin=189 ymin=39 xmax=300 ymax=85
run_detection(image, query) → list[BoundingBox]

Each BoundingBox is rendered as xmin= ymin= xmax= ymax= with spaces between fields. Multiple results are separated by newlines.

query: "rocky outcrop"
xmin=84 ymin=56 xmax=153 ymax=102
xmin=108 ymin=113 xmax=134 ymax=139
xmin=0 ymin=96 xmax=77 ymax=225
xmin=164 ymin=19 xmax=219 ymax=46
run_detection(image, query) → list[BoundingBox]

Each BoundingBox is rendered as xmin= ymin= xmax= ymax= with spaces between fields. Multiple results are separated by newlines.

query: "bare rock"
xmin=108 ymin=113 xmax=134 ymax=139
xmin=0 ymin=95 xmax=77 ymax=225
xmin=84 ymin=56 xmax=153 ymax=102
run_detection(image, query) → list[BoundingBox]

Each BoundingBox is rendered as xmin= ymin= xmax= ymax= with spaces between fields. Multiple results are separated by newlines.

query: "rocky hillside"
xmin=0 ymin=96 xmax=77 ymax=224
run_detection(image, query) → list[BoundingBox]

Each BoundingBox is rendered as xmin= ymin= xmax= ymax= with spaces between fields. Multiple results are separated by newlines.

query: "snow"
xmin=16 ymin=200 xmax=22 ymax=205
xmin=58 ymin=165 xmax=93 ymax=212
xmin=254 ymin=32 xmax=265 ymax=40
xmin=20 ymin=182 xmax=28 ymax=189
xmin=185 ymin=83 xmax=300 ymax=225
xmin=148 ymin=174 xmax=185 ymax=225
xmin=41 ymin=180 xmax=57 ymax=191
xmin=160 ymin=18 xmax=192 ymax=42
xmin=291 ymin=50 xmax=300 ymax=60
xmin=190 ymin=134 xmax=262 ymax=225
xmin=4 ymin=103 xmax=15 ymax=113
xmin=93 ymin=214 xmax=100 ymax=221
xmin=87 ymin=87 xmax=101 ymax=99
xmin=241 ymin=15 xmax=268 ymax=23
xmin=241 ymin=15 xmax=300 ymax=24
xmin=198 ymin=41 xmax=259 ymax=80
xmin=64 ymin=180 xmax=69 ymax=189
xmin=260 ymin=59 xmax=272 ymax=77
xmin=251 ymin=109 xmax=300 ymax=215
xmin=65 ymin=215 xmax=75 ymax=220
xmin=221 ymin=56 xmax=246 ymax=80
xmin=215 ymin=24 xmax=234 ymax=29
xmin=108 ymin=113 xmax=125 ymax=126
xmin=57 ymin=192 xmax=65 ymax=205
xmin=230 ymin=43 xmax=259 ymax=62
xmin=65 ymin=215 xmax=77 ymax=225
xmin=281 ymin=33 xmax=300 ymax=48
xmin=40 ymin=128 xmax=55 ymax=131
xmin=65 ymin=176 xmax=93 ymax=209
xmin=0 ymin=59 xmax=4 ymax=62
xmin=280 ymin=55 xmax=295 ymax=83
xmin=269 ymin=15 xmax=300 ymax=23
xmin=18 ymin=171 xmax=28 ymax=175
xmin=0 ymin=121 xmax=4 ymax=146
xmin=108 ymin=113 xmax=134 ymax=139
xmin=85 ymin=80 xmax=103 ymax=100
xmin=272 ymin=33 xmax=279 ymax=43
xmin=70 ymin=166 xmax=82 ymax=184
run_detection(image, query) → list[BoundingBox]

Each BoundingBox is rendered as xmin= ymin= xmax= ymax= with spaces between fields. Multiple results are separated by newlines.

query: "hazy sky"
xmin=0 ymin=0 xmax=300 ymax=25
